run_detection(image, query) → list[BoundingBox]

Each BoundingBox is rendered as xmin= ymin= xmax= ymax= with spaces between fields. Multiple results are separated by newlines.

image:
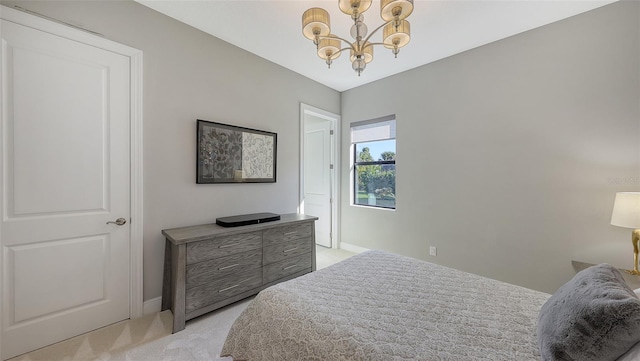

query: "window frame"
xmin=350 ymin=116 xmax=396 ymax=210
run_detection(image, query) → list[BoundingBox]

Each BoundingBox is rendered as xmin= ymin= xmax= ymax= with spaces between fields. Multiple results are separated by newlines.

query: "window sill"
xmin=350 ymin=204 xmax=396 ymax=212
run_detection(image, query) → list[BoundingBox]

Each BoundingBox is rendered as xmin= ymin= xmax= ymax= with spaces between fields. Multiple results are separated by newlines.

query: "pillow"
xmin=537 ymin=263 xmax=640 ymax=361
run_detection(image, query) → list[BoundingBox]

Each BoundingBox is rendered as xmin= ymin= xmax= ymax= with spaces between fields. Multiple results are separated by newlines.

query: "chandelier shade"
xmin=383 ymin=20 xmax=411 ymax=49
xmin=350 ymin=42 xmax=374 ymax=64
xmin=302 ymin=0 xmax=414 ymax=76
xmin=317 ymin=37 xmax=342 ymax=61
xmin=380 ymin=0 xmax=414 ymax=21
xmin=339 ymin=0 xmax=373 ymax=16
xmin=302 ymin=8 xmax=331 ymax=41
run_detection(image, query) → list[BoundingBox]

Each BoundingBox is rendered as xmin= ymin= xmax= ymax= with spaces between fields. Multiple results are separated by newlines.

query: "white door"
xmin=1 ymin=16 xmax=132 ymax=359
xmin=304 ymin=116 xmax=332 ymax=248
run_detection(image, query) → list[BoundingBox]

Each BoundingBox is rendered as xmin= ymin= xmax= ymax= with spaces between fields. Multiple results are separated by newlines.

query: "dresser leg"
xmin=311 ymin=227 xmax=317 ymax=271
xmin=170 ymin=243 xmax=186 ymax=333
xmin=161 ymin=239 xmax=172 ymax=311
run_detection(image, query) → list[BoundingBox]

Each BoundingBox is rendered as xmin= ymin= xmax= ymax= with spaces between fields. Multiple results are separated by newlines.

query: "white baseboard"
xmin=143 ymin=296 xmax=162 ymax=316
xmin=339 ymin=242 xmax=370 ymax=254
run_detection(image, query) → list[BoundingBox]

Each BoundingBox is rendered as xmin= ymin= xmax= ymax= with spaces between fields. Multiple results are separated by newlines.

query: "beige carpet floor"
xmin=8 ymin=246 xmax=356 ymax=361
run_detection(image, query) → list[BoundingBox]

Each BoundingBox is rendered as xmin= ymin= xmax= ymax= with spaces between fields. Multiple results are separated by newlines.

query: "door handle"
xmin=106 ymin=218 xmax=127 ymax=226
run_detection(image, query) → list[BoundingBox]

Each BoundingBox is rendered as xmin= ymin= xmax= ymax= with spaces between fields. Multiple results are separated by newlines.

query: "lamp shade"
xmin=302 ymin=8 xmax=331 ymax=40
xmin=317 ymin=37 xmax=342 ymax=60
xmin=350 ymin=41 xmax=373 ymax=63
xmin=339 ymin=0 xmax=372 ymax=16
xmin=611 ymin=192 xmax=640 ymax=229
xmin=380 ymin=0 xmax=414 ymax=21
xmin=383 ymin=20 xmax=410 ymax=49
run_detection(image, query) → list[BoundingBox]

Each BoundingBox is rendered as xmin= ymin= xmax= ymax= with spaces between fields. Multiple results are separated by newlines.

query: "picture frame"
xmin=197 ymin=119 xmax=277 ymax=184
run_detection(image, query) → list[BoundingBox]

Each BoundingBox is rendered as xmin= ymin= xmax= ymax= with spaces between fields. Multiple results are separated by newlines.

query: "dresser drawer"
xmin=186 ymin=249 xmax=262 ymax=288
xmin=263 ymin=237 xmax=312 ymax=265
xmin=263 ymin=253 xmax=312 ymax=284
xmin=263 ymin=223 xmax=313 ymax=246
xmin=185 ymin=266 xmax=262 ymax=313
xmin=186 ymin=231 xmax=262 ymax=264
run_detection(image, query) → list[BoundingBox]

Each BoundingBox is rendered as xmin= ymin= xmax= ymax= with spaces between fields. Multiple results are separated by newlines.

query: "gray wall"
xmin=1 ymin=0 xmax=340 ymax=302
xmin=4 ymin=0 xmax=638 ymax=299
xmin=340 ymin=0 xmax=640 ymax=293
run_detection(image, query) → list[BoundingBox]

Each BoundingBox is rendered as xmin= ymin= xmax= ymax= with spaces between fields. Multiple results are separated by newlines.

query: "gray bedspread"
xmin=221 ymin=250 xmax=550 ymax=360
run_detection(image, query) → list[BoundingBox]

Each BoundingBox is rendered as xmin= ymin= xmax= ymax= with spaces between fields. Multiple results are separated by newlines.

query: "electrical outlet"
xmin=429 ymin=246 xmax=437 ymax=257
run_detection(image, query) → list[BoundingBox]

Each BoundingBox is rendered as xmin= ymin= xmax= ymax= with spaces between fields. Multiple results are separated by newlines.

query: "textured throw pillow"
xmin=537 ymin=264 xmax=640 ymax=361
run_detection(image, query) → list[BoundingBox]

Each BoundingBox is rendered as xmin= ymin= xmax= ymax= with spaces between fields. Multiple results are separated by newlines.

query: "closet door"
xmin=1 ymin=13 xmax=132 ymax=360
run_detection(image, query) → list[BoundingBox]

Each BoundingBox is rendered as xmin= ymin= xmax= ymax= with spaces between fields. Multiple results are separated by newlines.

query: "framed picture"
xmin=197 ymin=119 xmax=277 ymax=184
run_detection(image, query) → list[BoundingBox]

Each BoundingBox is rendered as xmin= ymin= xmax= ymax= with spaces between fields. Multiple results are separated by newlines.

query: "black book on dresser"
xmin=161 ymin=213 xmax=318 ymax=333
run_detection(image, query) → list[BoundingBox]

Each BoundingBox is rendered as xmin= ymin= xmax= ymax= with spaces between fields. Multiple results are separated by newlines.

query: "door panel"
xmin=11 ymin=43 xmax=106 ymax=216
xmin=9 ymin=236 xmax=108 ymax=323
xmin=1 ymin=18 xmax=131 ymax=360
xmin=304 ymin=118 xmax=332 ymax=247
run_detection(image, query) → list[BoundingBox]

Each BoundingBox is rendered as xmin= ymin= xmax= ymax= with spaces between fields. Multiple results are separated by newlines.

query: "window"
xmin=351 ymin=116 xmax=396 ymax=209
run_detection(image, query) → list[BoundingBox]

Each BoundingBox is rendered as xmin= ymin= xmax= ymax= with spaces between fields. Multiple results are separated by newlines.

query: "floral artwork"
xmin=199 ymin=128 xmax=242 ymax=179
xmin=197 ymin=120 xmax=277 ymax=183
xmin=242 ymin=133 xmax=274 ymax=178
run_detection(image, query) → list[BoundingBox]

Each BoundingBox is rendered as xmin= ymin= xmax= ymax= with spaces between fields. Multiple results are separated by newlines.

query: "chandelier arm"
xmin=362 ymin=42 xmax=388 ymax=49
xmin=329 ymin=46 xmax=355 ymax=59
xmin=362 ymin=19 xmax=394 ymax=46
xmin=318 ymin=34 xmax=356 ymax=50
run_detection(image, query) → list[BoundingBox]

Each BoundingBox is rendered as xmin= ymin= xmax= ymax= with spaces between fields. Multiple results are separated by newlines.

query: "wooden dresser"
xmin=161 ymin=213 xmax=317 ymax=333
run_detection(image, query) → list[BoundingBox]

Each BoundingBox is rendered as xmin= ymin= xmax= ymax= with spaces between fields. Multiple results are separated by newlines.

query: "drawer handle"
xmin=219 ymin=284 xmax=239 ymax=293
xmin=218 ymin=263 xmax=240 ymax=271
xmin=283 ymin=264 xmax=298 ymax=271
xmin=283 ymin=247 xmax=298 ymax=253
xmin=283 ymin=231 xmax=298 ymax=236
xmin=219 ymin=243 xmax=240 ymax=249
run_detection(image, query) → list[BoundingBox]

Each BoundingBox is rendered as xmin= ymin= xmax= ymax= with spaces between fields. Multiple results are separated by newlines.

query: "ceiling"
xmin=135 ymin=0 xmax=617 ymax=92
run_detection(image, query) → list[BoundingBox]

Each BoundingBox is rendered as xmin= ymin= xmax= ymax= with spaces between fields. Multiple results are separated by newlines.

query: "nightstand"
xmin=572 ymin=260 xmax=640 ymax=290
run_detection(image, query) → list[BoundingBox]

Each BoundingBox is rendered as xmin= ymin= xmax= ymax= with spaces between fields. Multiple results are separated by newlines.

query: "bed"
xmin=221 ymin=250 xmax=640 ymax=361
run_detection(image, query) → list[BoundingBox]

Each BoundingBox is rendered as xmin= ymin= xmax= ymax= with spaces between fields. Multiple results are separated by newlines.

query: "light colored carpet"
xmin=8 ymin=246 xmax=355 ymax=361
xmin=316 ymin=246 xmax=357 ymax=270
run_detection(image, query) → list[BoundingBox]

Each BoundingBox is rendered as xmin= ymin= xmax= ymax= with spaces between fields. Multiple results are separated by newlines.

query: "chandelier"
xmin=302 ymin=0 xmax=414 ymax=76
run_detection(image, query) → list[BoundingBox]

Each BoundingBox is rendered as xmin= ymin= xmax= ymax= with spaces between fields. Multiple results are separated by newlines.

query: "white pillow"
xmin=617 ymin=342 xmax=640 ymax=361
xmin=635 ymin=288 xmax=640 ymax=297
